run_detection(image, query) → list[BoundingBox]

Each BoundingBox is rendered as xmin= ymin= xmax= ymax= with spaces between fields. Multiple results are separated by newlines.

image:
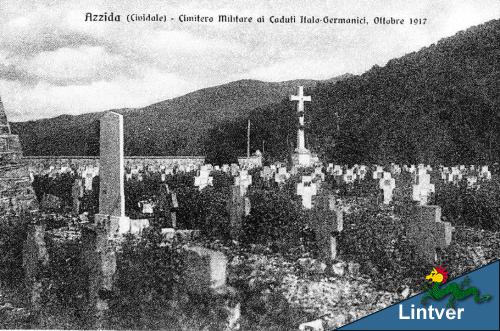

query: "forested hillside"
xmin=11 ymin=78 xmax=348 ymax=156
xmin=206 ymin=19 xmax=499 ymax=165
xmin=10 ymin=20 xmax=499 ymax=165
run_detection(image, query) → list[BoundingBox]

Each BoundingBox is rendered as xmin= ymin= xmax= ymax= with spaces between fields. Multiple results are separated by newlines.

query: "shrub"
xmin=339 ymin=207 xmax=430 ymax=292
xmin=0 ymin=215 xmax=30 ymax=286
xmin=435 ymin=178 xmax=500 ymax=231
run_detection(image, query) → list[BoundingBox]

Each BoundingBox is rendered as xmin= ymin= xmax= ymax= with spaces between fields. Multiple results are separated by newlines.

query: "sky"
xmin=0 ymin=0 xmax=498 ymax=122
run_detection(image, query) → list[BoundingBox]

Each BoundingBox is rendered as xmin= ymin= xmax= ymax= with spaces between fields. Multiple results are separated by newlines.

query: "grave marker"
xmin=194 ymin=167 xmax=213 ymax=191
xmin=412 ymin=168 xmax=435 ymax=205
xmin=406 ymin=205 xmax=454 ymax=263
xmin=95 ymin=112 xmax=130 ymax=234
xmin=227 ymin=185 xmax=251 ymax=240
xmin=297 ymin=176 xmax=318 ymax=209
xmin=373 ymin=166 xmax=384 ymax=180
xmin=72 ymin=178 xmax=84 ymax=214
xmin=310 ymin=194 xmax=343 ymax=261
xmin=260 ymin=166 xmax=273 ymax=181
xmin=234 ymin=170 xmax=252 ymax=196
xmin=182 ymin=246 xmax=227 ymax=294
xmin=379 ymin=172 xmax=396 ymax=204
xmin=274 ymin=167 xmax=290 ymax=184
xmin=343 ymin=169 xmax=356 ymax=183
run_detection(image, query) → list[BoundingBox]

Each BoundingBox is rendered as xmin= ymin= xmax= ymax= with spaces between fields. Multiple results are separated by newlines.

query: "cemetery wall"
xmin=237 ymin=155 xmax=262 ymax=168
xmin=23 ymin=156 xmax=206 ymax=173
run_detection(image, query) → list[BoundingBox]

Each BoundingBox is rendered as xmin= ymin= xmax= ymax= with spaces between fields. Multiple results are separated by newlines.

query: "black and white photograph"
xmin=0 ymin=0 xmax=499 ymax=330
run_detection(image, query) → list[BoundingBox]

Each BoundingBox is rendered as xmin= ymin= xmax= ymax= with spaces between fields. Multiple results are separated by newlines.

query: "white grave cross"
xmin=373 ymin=165 xmax=384 ymax=180
xmin=379 ymin=172 xmax=396 ymax=204
xmin=412 ymin=169 xmax=435 ymax=205
xmin=194 ymin=167 xmax=213 ymax=191
xmin=235 ymin=170 xmax=252 ymax=196
xmin=274 ymin=167 xmax=290 ymax=184
xmin=296 ymin=176 xmax=318 ymax=209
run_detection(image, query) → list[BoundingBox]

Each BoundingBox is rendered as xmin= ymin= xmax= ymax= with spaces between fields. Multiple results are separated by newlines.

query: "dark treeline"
xmin=206 ymin=19 xmax=500 ymax=165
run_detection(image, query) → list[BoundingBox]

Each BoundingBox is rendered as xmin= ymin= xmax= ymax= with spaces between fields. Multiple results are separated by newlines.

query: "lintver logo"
xmin=422 ymin=266 xmax=492 ymax=308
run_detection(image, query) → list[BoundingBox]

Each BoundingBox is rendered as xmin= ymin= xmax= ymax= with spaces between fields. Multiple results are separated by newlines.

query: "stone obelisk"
xmin=94 ymin=111 xmax=130 ymax=234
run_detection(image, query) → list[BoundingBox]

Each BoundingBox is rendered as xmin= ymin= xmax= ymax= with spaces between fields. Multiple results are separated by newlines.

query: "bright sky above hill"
xmin=0 ymin=0 xmax=498 ymax=121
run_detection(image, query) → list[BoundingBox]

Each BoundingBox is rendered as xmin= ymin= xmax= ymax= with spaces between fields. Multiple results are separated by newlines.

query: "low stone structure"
xmin=0 ymin=97 xmax=38 ymax=213
xmin=237 ymin=155 xmax=262 ymax=169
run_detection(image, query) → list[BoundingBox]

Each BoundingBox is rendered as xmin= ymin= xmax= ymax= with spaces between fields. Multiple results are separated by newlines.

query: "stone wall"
xmin=23 ymin=156 xmax=206 ymax=175
xmin=237 ymin=155 xmax=262 ymax=168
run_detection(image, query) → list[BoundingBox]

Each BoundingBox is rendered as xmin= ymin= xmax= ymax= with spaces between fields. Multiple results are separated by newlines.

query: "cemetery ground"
xmin=1 ymin=166 xmax=499 ymax=330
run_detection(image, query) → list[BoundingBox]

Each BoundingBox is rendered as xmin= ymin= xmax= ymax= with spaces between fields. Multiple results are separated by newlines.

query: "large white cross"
xmin=297 ymin=176 xmax=317 ymax=209
xmin=290 ymin=86 xmax=311 ymax=152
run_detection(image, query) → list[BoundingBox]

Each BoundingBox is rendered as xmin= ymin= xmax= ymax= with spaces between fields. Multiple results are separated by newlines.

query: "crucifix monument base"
xmin=292 ymin=149 xmax=315 ymax=167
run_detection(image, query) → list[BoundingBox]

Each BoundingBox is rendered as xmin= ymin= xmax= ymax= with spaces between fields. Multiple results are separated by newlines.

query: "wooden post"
xmin=247 ymin=119 xmax=251 ymax=158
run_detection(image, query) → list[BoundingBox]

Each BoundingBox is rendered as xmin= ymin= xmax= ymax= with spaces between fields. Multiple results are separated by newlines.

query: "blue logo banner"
xmin=340 ymin=260 xmax=499 ymax=330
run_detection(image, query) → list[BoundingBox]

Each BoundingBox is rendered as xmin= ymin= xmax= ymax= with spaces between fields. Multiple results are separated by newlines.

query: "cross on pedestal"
xmin=412 ymin=169 xmax=435 ymax=205
xmin=310 ymin=194 xmax=343 ymax=261
xmin=194 ymin=168 xmax=213 ymax=191
xmin=234 ymin=170 xmax=252 ymax=196
xmin=379 ymin=172 xmax=396 ymax=204
xmin=226 ymin=185 xmax=251 ymax=240
xmin=290 ymin=86 xmax=312 ymax=153
xmin=407 ymin=205 xmax=454 ymax=263
xmin=297 ymin=176 xmax=317 ymax=209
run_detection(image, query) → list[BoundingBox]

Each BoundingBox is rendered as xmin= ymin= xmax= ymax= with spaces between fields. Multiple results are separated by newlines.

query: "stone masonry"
xmin=0 ymin=96 xmax=38 ymax=213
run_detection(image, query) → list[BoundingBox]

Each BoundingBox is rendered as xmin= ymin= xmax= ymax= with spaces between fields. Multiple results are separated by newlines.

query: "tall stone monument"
xmin=94 ymin=111 xmax=130 ymax=234
xmin=290 ymin=86 xmax=314 ymax=167
xmin=0 ymin=96 xmax=38 ymax=213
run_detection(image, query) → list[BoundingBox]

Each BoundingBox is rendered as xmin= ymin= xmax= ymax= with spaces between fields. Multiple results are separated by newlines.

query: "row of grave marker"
xmin=32 ymin=163 xmax=493 ymax=188
xmin=66 ymin=162 xmax=493 ymax=215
